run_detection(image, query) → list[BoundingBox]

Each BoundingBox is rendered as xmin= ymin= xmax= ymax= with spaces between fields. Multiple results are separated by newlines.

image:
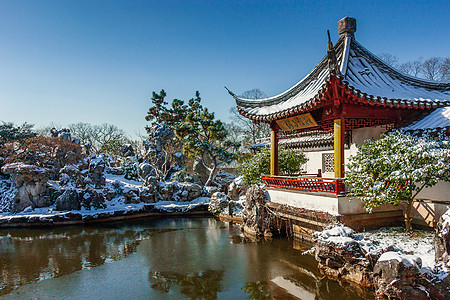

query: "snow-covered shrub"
xmin=346 ymin=131 xmax=450 ymax=231
xmin=122 ymin=157 xmax=139 ymax=181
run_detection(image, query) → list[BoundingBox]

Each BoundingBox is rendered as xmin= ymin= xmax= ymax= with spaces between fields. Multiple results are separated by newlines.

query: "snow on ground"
xmin=315 ymin=224 xmax=448 ymax=279
xmin=105 ymin=173 xmax=143 ymax=189
xmin=356 ymin=227 xmax=435 ymax=270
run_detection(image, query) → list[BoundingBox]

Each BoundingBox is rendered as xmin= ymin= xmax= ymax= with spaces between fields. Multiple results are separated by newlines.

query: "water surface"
xmin=0 ymin=218 xmax=372 ymax=299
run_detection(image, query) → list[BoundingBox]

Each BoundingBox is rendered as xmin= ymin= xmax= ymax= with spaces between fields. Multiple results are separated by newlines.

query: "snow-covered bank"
xmin=314 ymin=223 xmax=450 ymax=299
xmin=0 ymin=196 xmax=211 ymax=227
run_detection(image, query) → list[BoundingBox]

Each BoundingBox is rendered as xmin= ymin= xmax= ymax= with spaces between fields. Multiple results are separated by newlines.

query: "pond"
xmin=0 ymin=217 xmax=373 ymax=299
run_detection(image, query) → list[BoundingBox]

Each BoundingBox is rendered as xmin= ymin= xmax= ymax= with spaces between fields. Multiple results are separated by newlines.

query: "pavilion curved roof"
xmin=228 ymin=22 xmax=450 ymax=123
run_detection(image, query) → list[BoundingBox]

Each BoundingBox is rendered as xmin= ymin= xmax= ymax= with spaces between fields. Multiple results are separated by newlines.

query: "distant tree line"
xmin=379 ymin=53 xmax=449 ymax=81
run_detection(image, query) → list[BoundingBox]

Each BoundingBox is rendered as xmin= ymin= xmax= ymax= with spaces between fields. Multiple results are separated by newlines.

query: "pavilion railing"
xmin=261 ymin=174 xmax=345 ymax=195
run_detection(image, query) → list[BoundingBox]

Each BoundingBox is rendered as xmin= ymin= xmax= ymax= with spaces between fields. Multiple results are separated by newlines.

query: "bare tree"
xmin=230 ymin=89 xmax=270 ymax=151
xmin=379 ymin=53 xmax=399 ymax=68
xmin=440 ymin=58 xmax=450 ymax=81
xmin=422 ymin=57 xmax=444 ymax=80
xmin=399 ymin=58 xmax=423 ymax=77
xmin=380 ymin=53 xmax=449 ymax=81
xmin=68 ymin=122 xmax=129 ymax=154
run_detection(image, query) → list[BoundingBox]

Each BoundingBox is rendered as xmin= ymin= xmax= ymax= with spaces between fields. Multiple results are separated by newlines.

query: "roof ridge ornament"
xmin=327 ymin=30 xmax=339 ymax=76
xmin=338 ymin=17 xmax=356 ymax=37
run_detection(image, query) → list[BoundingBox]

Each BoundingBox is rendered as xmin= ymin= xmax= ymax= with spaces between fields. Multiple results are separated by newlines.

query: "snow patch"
xmin=378 ymin=251 xmax=422 ymax=268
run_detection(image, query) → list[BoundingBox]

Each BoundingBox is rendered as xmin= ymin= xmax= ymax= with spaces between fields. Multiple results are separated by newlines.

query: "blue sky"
xmin=1 ymin=0 xmax=449 ymax=138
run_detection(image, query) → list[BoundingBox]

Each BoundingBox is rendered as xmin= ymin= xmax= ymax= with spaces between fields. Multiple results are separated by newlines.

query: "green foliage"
xmin=238 ymin=148 xmax=308 ymax=186
xmin=345 ymin=131 xmax=449 ymax=229
xmin=145 ymin=90 xmax=239 ymax=186
xmin=176 ymin=92 xmax=239 ymax=161
xmin=0 ymin=122 xmax=36 ymax=146
xmin=145 ymin=89 xmax=187 ymax=133
xmin=100 ymin=140 xmax=124 ymax=157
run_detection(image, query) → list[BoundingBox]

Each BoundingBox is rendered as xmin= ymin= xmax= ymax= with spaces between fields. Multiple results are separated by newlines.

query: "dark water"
xmin=0 ymin=218 xmax=373 ymax=299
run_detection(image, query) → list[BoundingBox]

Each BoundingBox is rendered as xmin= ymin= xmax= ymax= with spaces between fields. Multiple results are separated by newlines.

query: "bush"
xmin=345 ymin=131 xmax=450 ymax=231
xmin=238 ymin=148 xmax=307 ymax=186
xmin=1 ymin=136 xmax=83 ymax=179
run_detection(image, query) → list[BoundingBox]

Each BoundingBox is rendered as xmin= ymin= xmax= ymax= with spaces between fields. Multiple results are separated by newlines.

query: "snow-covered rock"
xmin=121 ymin=144 xmax=135 ymax=157
xmin=314 ymin=224 xmax=372 ymax=286
xmin=55 ymin=189 xmax=80 ymax=211
xmin=1 ymin=163 xmax=51 ymax=212
xmin=434 ymin=208 xmax=450 ymax=271
xmin=208 ymin=192 xmax=229 ymax=213
xmin=374 ymin=252 xmax=427 ymax=300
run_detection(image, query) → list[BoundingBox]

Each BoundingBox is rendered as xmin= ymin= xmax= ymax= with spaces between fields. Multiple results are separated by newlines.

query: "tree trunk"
xmin=404 ymin=200 xmax=413 ymax=231
xmin=204 ymin=164 xmax=217 ymax=187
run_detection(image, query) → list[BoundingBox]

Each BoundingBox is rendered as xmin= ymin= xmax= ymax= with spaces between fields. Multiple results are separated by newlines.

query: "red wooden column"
xmin=270 ymin=122 xmax=279 ymax=175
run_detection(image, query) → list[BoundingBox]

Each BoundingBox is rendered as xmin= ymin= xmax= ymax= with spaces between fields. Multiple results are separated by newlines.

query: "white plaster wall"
xmin=304 ymin=149 xmax=351 ymax=177
xmin=338 ymin=197 xmax=400 ymax=215
xmin=266 ymin=189 xmax=339 ymax=215
xmin=303 ymin=126 xmax=387 ymax=177
xmin=266 ymin=189 xmax=400 ymax=215
xmin=416 ymin=181 xmax=450 ymax=202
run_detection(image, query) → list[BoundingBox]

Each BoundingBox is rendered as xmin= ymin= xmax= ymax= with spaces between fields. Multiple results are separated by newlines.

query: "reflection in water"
xmin=0 ymin=218 xmax=373 ymax=299
xmin=0 ymin=226 xmax=177 ymax=296
xmin=243 ymin=281 xmax=272 ymax=300
xmin=149 ymin=269 xmax=224 ymax=299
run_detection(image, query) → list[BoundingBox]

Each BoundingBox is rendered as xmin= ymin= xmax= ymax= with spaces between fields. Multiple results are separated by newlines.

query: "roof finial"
xmin=338 ymin=17 xmax=356 ymax=36
xmin=327 ymin=30 xmax=338 ymax=75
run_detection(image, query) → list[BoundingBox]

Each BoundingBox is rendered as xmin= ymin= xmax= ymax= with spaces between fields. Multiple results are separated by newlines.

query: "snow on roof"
xmin=401 ymin=107 xmax=450 ymax=131
xmin=229 ymin=19 xmax=450 ymax=122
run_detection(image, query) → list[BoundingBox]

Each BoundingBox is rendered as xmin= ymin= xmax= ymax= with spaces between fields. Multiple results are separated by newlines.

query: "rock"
xmin=60 ymin=165 xmax=83 ymax=187
xmin=106 ymin=167 xmax=124 ymax=175
xmin=227 ymin=176 xmax=246 ymax=200
xmin=213 ymin=171 xmax=236 ymax=192
xmin=122 ymin=144 xmax=135 ymax=157
xmin=144 ymin=176 xmax=158 ymax=192
xmin=204 ymin=186 xmax=219 ymax=196
xmin=242 ymin=185 xmax=275 ymax=237
xmin=208 ymin=192 xmax=229 ymax=213
xmin=1 ymin=163 xmax=51 ymax=212
xmin=173 ymin=151 xmax=185 ymax=168
xmin=434 ymin=209 xmax=450 ymax=270
xmin=192 ymin=159 xmax=209 ymax=185
xmin=314 ymin=237 xmax=373 ymax=287
xmin=55 ymin=189 xmax=80 ymax=211
xmin=81 ymin=187 xmax=106 ymax=209
xmin=123 ymin=188 xmax=140 ymax=204
xmin=182 ymin=182 xmax=203 ymax=201
xmin=103 ymin=186 xmax=117 ymax=201
xmin=139 ymin=188 xmax=155 ymax=203
xmin=373 ymin=252 xmax=427 ymax=300
xmin=138 ymin=162 xmax=153 ymax=179
xmin=88 ymin=157 xmax=106 ymax=188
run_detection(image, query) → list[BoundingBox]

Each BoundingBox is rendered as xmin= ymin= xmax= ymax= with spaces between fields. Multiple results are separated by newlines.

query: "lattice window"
xmin=322 ymin=153 xmax=334 ymax=173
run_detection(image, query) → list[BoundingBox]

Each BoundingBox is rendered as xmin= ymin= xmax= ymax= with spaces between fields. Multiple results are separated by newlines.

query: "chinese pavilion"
xmin=227 ymin=17 xmax=450 ymax=230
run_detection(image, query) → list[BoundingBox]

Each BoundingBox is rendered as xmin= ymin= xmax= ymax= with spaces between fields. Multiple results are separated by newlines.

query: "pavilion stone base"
xmin=265 ymin=188 xmax=403 ymax=235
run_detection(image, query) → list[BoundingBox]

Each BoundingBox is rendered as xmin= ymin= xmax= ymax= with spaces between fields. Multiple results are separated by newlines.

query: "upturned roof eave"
xmin=229 ymin=30 xmax=450 ymax=123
